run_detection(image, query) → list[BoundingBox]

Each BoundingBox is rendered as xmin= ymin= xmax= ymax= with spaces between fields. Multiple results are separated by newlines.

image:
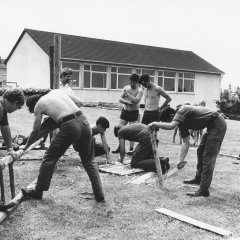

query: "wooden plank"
xmin=0 ymin=168 xmax=5 ymax=202
xmin=99 ymin=164 xmax=143 ymax=176
xmin=155 ymin=208 xmax=233 ymax=238
xmin=0 ymin=139 xmax=43 ymax=169
xmin=127 ymin=172 xmax=156 ymax=185
xmin=8 ymin=163 xmax=15 ymax=199
xmin=149 ymin=129 xmax=163 ymax=185
xmin=0 ymin=178 xmax=37 ymax=223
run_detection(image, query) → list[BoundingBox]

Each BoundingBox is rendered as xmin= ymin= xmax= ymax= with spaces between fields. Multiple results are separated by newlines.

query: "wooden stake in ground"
xmin=148 ymin=128 xmax=163 ymax=185
xmin=155 ymin=208 xmax=233 ymax=238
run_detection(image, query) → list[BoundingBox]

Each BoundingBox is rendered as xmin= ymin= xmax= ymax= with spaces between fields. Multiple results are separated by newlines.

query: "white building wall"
xmin=7 ymin=33 xmax=50 ymax=88
xmin=6 ymin=34 xmax=221 ymax=109
xmin=73 ymin=73 xmax=221 ymax=110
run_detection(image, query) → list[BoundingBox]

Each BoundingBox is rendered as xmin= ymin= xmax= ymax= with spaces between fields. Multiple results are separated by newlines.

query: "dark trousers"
xmin=35 ymin=114 xmax=104 ymax=200
xmin=196 ymin=115 xmax=227 ymax=190
xmin=131 ymin=131 xmax=157 ymax=172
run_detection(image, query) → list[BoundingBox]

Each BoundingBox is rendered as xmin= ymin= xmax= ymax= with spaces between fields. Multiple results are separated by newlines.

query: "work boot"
xmin=95 ymin=196 xmax=105 ymax=202
xmin=112 ymin=146 xmax=120 ymax=154
xmin=21 ymin=188 xmax=43 ymax=200
xmin=186 ymin=188 xmax=210 ymax=197
xmin=160 ymin=157 xmax=170 ymax=174
xmin=183 ymin=177 xmax=201 ymax=185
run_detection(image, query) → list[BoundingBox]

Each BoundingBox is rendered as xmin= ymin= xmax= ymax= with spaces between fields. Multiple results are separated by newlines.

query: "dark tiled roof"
xmin=5 ymin=29 xmax=223 ymax=74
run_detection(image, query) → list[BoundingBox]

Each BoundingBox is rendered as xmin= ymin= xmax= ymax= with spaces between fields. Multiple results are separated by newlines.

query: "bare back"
xmin=37 ymin=89 xmax=80 ymax=122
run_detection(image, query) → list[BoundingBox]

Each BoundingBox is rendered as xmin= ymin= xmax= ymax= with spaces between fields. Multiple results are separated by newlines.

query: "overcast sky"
xmin=0 ymin=0 xmax=239 ymax=89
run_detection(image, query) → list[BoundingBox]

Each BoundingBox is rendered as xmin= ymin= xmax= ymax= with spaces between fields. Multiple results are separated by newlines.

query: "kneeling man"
xmin=114 ymin=123 xmax=170 ymax=174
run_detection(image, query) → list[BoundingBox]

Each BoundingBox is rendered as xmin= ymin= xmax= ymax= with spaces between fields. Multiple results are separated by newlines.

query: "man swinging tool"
xmin=149 ymin=105 xmax=227 ymax=197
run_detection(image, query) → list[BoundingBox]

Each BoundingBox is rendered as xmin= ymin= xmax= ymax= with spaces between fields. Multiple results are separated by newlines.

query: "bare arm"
xmin=119 ymin=138 xmax=126 ymax=163
xmin=1 ymin=125 xmax=12 ymax=149
xmin=68 ymin=93 xmax=83 ymax=108
xmin=157 ymin=87 xmax=172 ymax=110
xmin=148 ymin=120 xmax=179 ymax=130
xmin=23 ymin=106 xmax=43 ymax=151
xmin=179 ymin=136 xmax=190 ymax=163
xmin=124 ymin=88 xmax=143 ymax=104
xmin=100 ymin=132 xmax=110 ymax=160
xmin=119 ymin=90 xmax=133 ymax=106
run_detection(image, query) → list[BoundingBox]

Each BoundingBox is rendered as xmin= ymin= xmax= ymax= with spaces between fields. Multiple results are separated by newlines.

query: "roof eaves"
xmin=4 ymin=29 xmax=28 ymax=64
xmin=61 ymin=57 xmax=223 ymax=75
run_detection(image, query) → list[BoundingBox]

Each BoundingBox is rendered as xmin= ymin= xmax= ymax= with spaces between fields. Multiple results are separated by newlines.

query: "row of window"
xmin=61 ymin=62 xmax=195 ymax=92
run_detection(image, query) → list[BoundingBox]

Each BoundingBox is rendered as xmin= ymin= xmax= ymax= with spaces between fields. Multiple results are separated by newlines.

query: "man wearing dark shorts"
xmin=112 ymin=73 xmax=143 ymax=154
xmin=149 ymin=105 xmax=227 ymax=197
xmin=139 ymin=74 xmax=171 ymax=125
xmin=114 ymin=123 xmax=170 ymax=173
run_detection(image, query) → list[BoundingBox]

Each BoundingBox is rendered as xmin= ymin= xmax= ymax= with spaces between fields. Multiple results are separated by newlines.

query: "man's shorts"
xmin=141 ymin=110 xmax=160 ymax=125
xmin=120 ymin=109 xmax=139 ymax=122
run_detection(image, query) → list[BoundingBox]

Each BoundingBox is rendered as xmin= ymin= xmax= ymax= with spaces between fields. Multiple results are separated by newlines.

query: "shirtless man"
xmin=20 ymin=89 xmax=105 ymax=202
xmin=139 ymin=74 xmax=172 ymax=125
xmin=112 ymin=73 xmax=143 ymax=154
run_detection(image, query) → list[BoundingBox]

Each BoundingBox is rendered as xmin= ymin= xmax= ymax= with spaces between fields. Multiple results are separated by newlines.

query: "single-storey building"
xmin=0 ymin=57 xmax=7 ymax=87
xmin=5 ymin=28 xmax=224 ymax=109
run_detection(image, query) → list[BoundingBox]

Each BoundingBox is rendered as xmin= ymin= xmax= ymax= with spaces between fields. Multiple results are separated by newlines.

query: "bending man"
xmin=21 ymin=89 xmax=105 ymax=202
xmin=149 ymin=105 xmax=227 ymax=197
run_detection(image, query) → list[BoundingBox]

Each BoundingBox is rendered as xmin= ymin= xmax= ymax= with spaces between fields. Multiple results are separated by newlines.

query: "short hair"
xmin=129 ymin=73 xmax=139 ymax=82
xmin=114 ymin=125 xmax=122 ymax=137
xmin=139 ymin=74 xmax=150 ymax=85
xmin=3 ymin=88 xmax=25 ymax=106
xmin=96 ymin=116 xmax=110 ymax=129
xmin=60 ymin=67 xmax=73 ymax=79
xmin=26 ymin=94 xmax=44 ymax=113
xmin=160 ymin=106 xmax=176 ymax=122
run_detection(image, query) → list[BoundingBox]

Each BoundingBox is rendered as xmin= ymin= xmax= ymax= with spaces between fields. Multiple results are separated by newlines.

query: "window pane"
xmin=118 ymin=74 xmax=129 ymax=89
xmin=62 ymin=62 xmax=80 ymax=70
xmin=184 ymin=80 xmax=194 ymax=92
xmin=158 ymin=77 xmax=163 ymax=87
xmin=179 ymin=72 xmax=183 ymax=77
xmin=92 ymin=65 xmax=107 ymax=72
xmin=136 ymin=69 xmax=142 ymax=74
xmin=142 ymin=68 xmax=155 ymax=76
xmin=84 ymin=64 xmax=90 ymax=70
xmin=184 ymin=72 xmax=195 ymax=79
xmin=150 ymin=76 xmax=155 ymax=83
xmin=164 ymin=78 xmax=175 ymax=91
xmin=111 ymin=66 xmax=117 ymax=72
xmin=84 ymin=72 xmax=90 ymax=88
xmin=158 ymin=71 xmax=163 ymax=76
xmin=164 ymin=71 xmax=176 ymax=77
xmin=71 ymin=72 xmax=79 ymax=87
xmin=92 ymin=72 xmax=107 ymax=88
xmin=178 ymin=78 xmax=183 ymax=92
xmin=111 ymin=74 xmax=117 ymax=89
xmin=118 ymin=67 xmax=132 ymax=74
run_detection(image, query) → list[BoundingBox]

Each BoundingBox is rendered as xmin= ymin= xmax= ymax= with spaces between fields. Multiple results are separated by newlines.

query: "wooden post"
xmin=8 ymin=163 xmax=15 ymax=199
xmin=148 ymin=128 xmax=163 ymax=185
xmin=0 ymin=169 xmax=5 ymax=203
xmin=53 ymin=34 xmax=61 ymax=90
xmin=49 ymin=45 xmax=54 ymax=89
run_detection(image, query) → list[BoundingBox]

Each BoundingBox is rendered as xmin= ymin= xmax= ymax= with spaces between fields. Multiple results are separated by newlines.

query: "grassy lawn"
xmin=0 ymin=106 xmax=240 ymax=240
